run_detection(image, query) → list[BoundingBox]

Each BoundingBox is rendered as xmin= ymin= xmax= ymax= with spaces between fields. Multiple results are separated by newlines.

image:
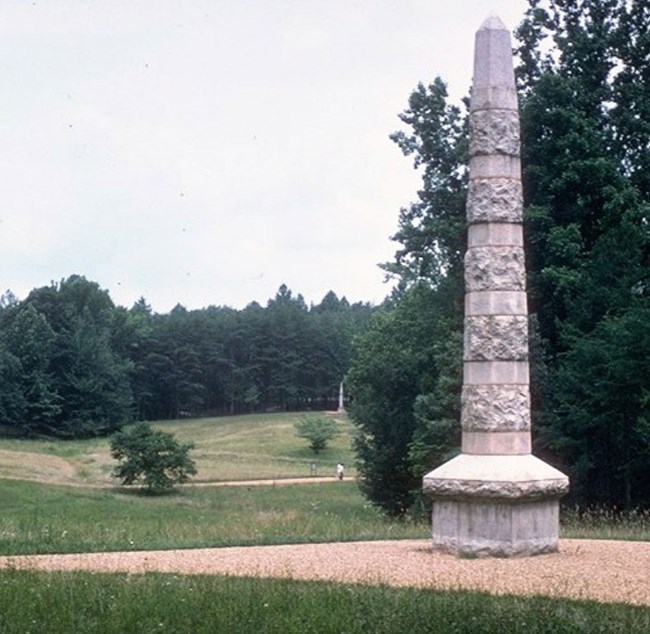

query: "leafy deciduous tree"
xmin=516 ymin=0 xmax=650 ymax=506
xmin=347 ymin=78 xmax=467 ymax=516
xmin=110 ymin=422 xmax=197 ymax=493
xmin=294 ymin=414 xmax=340 ymax=454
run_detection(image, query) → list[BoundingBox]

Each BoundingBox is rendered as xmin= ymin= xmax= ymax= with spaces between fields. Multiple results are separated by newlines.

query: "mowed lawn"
xmin=0 ymin=479 xmax=427 ymax=556
xmin=1 ymin=412 xmax=650 ymax=632
xmin=0 ymin=412 xmax=426 ymax=556
xmin=0 ymin=411 xmax=357 ymax=486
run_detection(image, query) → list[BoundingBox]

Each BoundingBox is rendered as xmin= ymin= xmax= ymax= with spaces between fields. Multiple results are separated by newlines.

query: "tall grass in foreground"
xmin=561 ymin=506 xmax=650 ymax=541
xmin=0 ymin=480 xmax=426 ymax=556
xmin=3 ymin=477 xmax=650 ymax=557
xmin=0 ymin=570 xmax=648 ymax=634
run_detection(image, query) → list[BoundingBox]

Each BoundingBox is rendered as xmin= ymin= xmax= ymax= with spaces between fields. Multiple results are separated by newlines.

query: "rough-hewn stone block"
xmin=464 ymin=315 xmax=528 ymax=361
xmin=423 ymin=454 xmax=569 ymax=500
xmin=461 ymin=384 xmax=530 ymax=431
xmin=465 ymin=246 xmax=526 ymax=292
xmin=467 ymin=177 xmax=522 ymax=223
xmin=470 ymin=109 xmax=520 ymax=156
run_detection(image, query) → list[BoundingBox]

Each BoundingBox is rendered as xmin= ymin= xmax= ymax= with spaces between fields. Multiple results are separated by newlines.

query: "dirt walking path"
xmin=2 ymin=538 xmax=650 ymax=607
xmin=188 ymin=476 xmax=339 ymax=487
xmin=0 ymin=475 xmax=342 ymax=489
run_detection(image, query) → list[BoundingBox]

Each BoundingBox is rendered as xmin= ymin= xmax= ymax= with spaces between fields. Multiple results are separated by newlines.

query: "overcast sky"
xmin=0 ymin=0 xmax=528 ymax=313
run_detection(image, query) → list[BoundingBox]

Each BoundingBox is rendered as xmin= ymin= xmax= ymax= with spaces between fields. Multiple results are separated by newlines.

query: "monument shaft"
xmin=463 ymin=14 xmax=529 ymax=457
xmin=422 ymin=16 xmax=568 ymax=557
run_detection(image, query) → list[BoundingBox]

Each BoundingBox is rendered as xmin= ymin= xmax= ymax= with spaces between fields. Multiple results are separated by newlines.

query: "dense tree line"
xmin=0 ymin=277 xmax=373 ymax=438
xmin=348 ymin=0 xmax=650 ymax=514
xmin=517 ymin=0 xmax=650 ymax=508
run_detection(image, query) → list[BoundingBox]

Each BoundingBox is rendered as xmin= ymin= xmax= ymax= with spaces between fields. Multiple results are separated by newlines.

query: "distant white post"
xmin=337 ymin=381 xmax=346 ymax=413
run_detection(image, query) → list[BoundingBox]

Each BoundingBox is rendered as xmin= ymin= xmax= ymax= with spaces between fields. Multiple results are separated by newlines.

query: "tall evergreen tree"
xmin=347 ymin=283 xmax=461 ymax=516
xmin=517 ymin=0 xmax=650 ymax=506
xmin=0 ymin=340 xmax=26 ymax=431
xmin=17 ymin=276 xmax=133 ymax=437
xmin=349 ymin=0 xmax=650 ymax=513
xmin=347 ymin=79 xmax=467 ymax=516
xmin=1 ymin=304 xmax=61 ymax=435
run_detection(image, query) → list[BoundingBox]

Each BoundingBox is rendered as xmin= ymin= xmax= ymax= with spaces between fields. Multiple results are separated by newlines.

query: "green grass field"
xmin=0 ymin=412 xmax=356 ymax=485
xmin=0 ymin=479 xmax=426 ymax=555
xmin=0 ymin=411 xmax=649 ymax=632
xmin=1 ymin=570 xmax=649 ymax=634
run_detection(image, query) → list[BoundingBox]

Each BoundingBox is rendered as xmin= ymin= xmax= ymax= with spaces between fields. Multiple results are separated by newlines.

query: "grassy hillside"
xmin=0 ymin=412 xmax=426 ymax=556
xmin=0 ymin=411 xmax=356 ymax=486
xmin=1 ymin=411 xmax=649 ymax=558
xmin=1 ymin=412 xmax=649 ymax=631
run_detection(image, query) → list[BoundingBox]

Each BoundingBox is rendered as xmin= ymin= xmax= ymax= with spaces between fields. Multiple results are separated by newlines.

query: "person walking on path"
xmin=336 ymin=463 xmax=344 ymax=480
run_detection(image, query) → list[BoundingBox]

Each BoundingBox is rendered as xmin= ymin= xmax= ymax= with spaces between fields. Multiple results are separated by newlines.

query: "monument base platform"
xmin=423 ymin=454 xmax=569 ymax=557
xmin=430 ymin=497 xmax=560 ymax=557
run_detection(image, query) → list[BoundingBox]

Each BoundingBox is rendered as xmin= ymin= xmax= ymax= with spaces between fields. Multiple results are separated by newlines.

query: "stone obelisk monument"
xmin=422 ymin=15 xmax=569 ymax=557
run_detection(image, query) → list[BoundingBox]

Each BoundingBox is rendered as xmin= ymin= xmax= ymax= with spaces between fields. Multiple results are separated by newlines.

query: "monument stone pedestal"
xmin=422 ymin=15 xmax=568 ymax=557
xmin=424 ymin=454 xmax=567 ymax=556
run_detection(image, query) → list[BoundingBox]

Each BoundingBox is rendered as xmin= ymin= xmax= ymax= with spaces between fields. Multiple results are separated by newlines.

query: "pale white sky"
xmin=0 ymin=0 xmax=528 ymax=312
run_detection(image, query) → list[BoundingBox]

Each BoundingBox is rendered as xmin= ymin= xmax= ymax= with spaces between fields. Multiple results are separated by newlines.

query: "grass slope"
xmin=0 ymin=479 xmax=426 ymax=556
xmin=1 ymin=411 xmax=650 ymax=631
xmin=0 ymin=412 xmax=356 ymax=486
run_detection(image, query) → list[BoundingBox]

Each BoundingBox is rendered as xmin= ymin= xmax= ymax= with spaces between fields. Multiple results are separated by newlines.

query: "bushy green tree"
xmin=346 ymin=0 xmax=650 ymax=514
xmin=383 ymin=77 xmax=468 ymax=291
xmin=347 ymin=283 xmax=462 ymax=517
xmin=110 ymin=422 xmax=197 ymax=493
xmin=516 ymin=0 xmax=650 ymax=506
xmin=294 ymin=414 xmax=340 ymax=454
xmin=347 ymin=78 xmax=467 ymax=517
xmin=0 ymin=276 xmax=133 ymax=438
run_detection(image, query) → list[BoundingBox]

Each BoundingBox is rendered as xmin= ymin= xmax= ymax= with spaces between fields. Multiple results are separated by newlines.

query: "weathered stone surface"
xmin=464 ymin=246 xmax=526 ymax=292
xmin=462 ymin=431 xmax=531 ymax=455
xmin=465 ymin=290 xmax=527 ymax=316
xmin=424 ymin=14 xmax=569 ymax=557
xmin=461 ymin=384 xmax=530 ymax=431
xmin=426 ymin=477 xmax=567 ymax=500
xmin=431 ymin=499 xmax=561 ymax=556
xmin=464 ymin=315 xmax=528 ymax=361
xmin=470 ymin=109 xmax=519 ymax=156
xmin=471 ymin=15 xmax=518 ymax=112
xmin=467 ymin=222 xmax=523 ymax=248
xmin=464 ymin=360 xmax=529 ymax=385
xmin=469 ymin=155 xmax=521 ymax=179
xmin=467 ymin=177 xmax=522 ymax=223
xmin=471 ymin=86 xmax=518 ymax=113
xmin=423 ymin=454 xmax=569 ymax=500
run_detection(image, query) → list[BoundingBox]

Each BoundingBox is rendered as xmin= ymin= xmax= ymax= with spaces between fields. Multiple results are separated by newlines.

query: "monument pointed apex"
xmin=479 ymin=13 xmax=508 ymax=31
xmin=471 ymin=13 xmax=517 ymax=111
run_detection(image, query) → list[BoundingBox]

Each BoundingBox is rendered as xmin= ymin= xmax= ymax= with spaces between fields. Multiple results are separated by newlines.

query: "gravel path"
xmin=2 ymin=539 xmax=649 ymax=607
